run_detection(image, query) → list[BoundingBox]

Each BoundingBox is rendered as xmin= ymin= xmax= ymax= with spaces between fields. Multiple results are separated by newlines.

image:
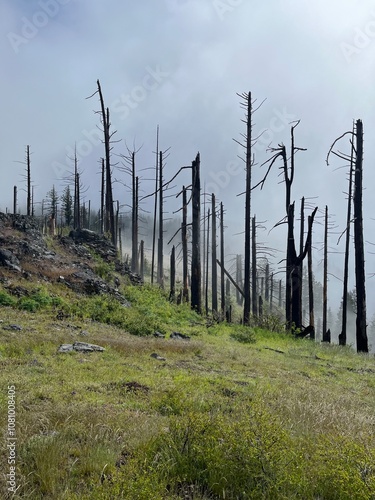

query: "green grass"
xmin=0 ymin=279 xmax=374 ymax=498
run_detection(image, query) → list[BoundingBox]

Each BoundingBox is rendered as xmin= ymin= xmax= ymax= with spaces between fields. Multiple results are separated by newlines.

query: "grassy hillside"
xmin=0 ymin=223 xmax=374 ymax=498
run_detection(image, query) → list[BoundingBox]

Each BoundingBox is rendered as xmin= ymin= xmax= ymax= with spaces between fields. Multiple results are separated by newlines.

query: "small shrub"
xmin=0 ymin=290 xmax=17 ymax=307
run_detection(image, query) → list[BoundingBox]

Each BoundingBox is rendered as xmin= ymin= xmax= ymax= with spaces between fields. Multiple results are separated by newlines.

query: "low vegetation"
xmin=0 ymin=248 xmax=374 ymax=499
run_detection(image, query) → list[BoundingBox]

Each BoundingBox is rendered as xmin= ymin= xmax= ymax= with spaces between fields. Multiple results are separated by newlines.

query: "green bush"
xmin=0 ymin=290 xmax=17 ymax=307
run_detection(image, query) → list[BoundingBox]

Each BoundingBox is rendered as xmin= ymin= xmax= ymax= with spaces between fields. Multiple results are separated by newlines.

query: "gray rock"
xmin=57 ymin=342 xmax=105 ymax=353
xmin=58 ymin=344 xmax=74 ymax=353
xmin=0 ymin=249 xmax=21 ymax=272
xmin=3 ymin=324 xmax=22 ymax=331
xmin=153 ymin=331 xmax=165 ymax=338
xmin=170 ymin=332 xmax=191 ymax=340
xmin=150 ymin=352 xmax=166 ymax=361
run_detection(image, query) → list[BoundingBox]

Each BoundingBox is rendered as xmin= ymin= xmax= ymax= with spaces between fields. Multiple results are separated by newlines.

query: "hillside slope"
xmin=0 ymin=216 xmax=374 ymax=499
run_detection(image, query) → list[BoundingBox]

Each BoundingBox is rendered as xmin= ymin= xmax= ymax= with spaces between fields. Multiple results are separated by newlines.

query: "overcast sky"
xmin=1 ymin=0 xmax=375 ymax=340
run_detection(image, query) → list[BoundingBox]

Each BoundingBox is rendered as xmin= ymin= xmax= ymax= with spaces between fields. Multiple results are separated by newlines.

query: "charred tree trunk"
xmin=353 ymin=119 xmax=368 ymax=353
xmin=157 ymin=151 xmax=164 ymax=287
xmin=322 ymin=205 xmax=329 ymax=342
xmin=170 ymin=245 xmax=176 ymax=302
xmin=307 ymin=215 xmax=315 ymax=339
xmin=131 ymin=153 xmax=138 ymax=273
xmin=278 ymin=280 xmax=282 ymax=309
xmin=151 ymin=126 xmax=159 ymax=284
xmin=243 ymin=92 xmax=253 ymax=325
xmin=251 ymin=216 xmax=257 ymax=317
xmin=220 ymin=202 xmax=225 ymax=318
xmin=265 ymin=262 xmax=270 ymax=304
xmin=100 ymin=158 xmax=105 ymax=234
xmin=298 ymin=197 xmax=305 ymax=327
xmin=205 ymin=208 xmax=210 ymax=316
xmin=339 ymin=130 xmax=354 ymax=346
xmin=289 ymin=203 xmax=318 ymax=331
xmin=140 ymin=240 xmax=144 ymax=281
xmin=211 ymin=194 xmax=218 ymax=315
xmin=191 ymin=153 xmax=201 ymax=313
xmin=26 ymin=145 xmax=31 ymax=216
xmin=13 ymin=186 xmax=17 ymax=215
xmin=226 ymin=278 xmax=231 ymax=322
xmin=97 ymin=81 xmax=115 ymax=245
xmin=236 ymin=255 xmax=243 ymax=306
xmin=182 ymin=186 xmax=189 ymax=302
xmin=270 ymin=272 xmax=274 ymax=313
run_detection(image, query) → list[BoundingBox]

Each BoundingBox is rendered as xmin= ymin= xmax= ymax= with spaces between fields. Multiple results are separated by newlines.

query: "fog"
xmin=1 ymin=0 xmax=375 ymax=350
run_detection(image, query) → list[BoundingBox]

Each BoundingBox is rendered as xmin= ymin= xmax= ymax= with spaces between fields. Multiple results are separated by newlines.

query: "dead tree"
xmin=100 ymin=158 xmax=105 ymax=234
xmin=298 ymin=197 xmax=305 ymax=326
xmin=158 ymin=151 xmax=164 ymax=287
xmin=131 ymin=154 xmax=138 ymax=273
xmin=205 ymin=208 xmax=210 ymax=315
xmin=253 ymin=121 xmax=318 ymax=330
xmin=353 ymin=120 xmax=368 ymax=352
xmin=270 ymin=272 xmax=274 ymax=313
xmin=88 ymin=80 xmax=116 ymax=244
xmin=211 ymin=194 xmax=218 ymax=314
xmin=151 ymin=126 xmax=159 ymax=284
xmin=220 ymin=202 xmax=225 ymax=318
xmin=236 ymin=255 xmax=243 ymax=306
xmin=307 ymin=215 xmax=315 ymax=339
xmin=265 ymin=261 xmax=270 ymax=303
xmin=251 ymin=216 xmax=257 ymax=317
xmin=190 ymin=153 xmax=201 ymax=313
xmin=139 ymin=240 xmax=144 ymax=280
xmin=326 ymin=121 xmax=368 ymax=351
xmin=338 ymin=133 xmax=355 ymax=346
xmin=182 ymin=186 xmax=189 ymax=302
xmin=170 ymin=245 xmax=176 ymax=302
xmin=26 ymin=145 xmax=31 ymax=216
xmin=13 ymin=186 xmax=17 ymax=215
xmin=322 ymin=205 xmax=330 ymax=342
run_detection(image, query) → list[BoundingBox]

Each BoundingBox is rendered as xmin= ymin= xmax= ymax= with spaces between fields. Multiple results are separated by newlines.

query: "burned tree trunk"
xmin=243 ymin=92 xmax=253 ymax=325
xmin=100 ymin=158 xmax=105 ymax=234
xmin=170 ymin=245 xmax=176 ymax=302
xmin=270 ymin=272 xmax=274 ymax=313
xmin=131 ymin=153 xmax=138 ymax=274
xmin=96 ymin=81 xmax=115 ymax=245
xmin=307 ymin=215 xmax=315 ymax=339
xmin=205 ymin=208 xmax=210 ymax=316
xmin=265 ymin=261 xmax=270 ymax=304
xmin=13 ymin=186 xmax=17 ymax=215
xmin=289 ymin=203 xmax=318 ymax=331
xmin=140 ymin=240 xmax=144 ymax=281
xmin=157 ymin=151 xmax=164 ymax=288
xmin=322 ymin=205 xmax=329 ymax=342
xmin=26 ymin=145 xmax=31 ymax=216
xmin=339 ymin=132 xmax=354 ymax=346
xmin=151 ymin=126 xmax=159 ymax=284
xmin=211 ymin=194 xmax=218 ymax=315
xmin=182 ymin=186 xmax=189 ymax=302
xmin=190 ymin=153 xmax=201 ymax=313
xmin=251 ymin=216 xmax=257 ymax=317
xmin=353 ymin=120 xmax=368 ymax=353
xmin=298 ymin=197 xmax=305 ymax=327
xmin=236 ymin=255 xmax=243 ymax=306
xmin=220 ymin=202 xmax=225 ymax=318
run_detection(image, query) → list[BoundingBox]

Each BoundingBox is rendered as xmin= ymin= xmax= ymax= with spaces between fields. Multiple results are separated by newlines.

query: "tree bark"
xmin=190 ymin=153 xmax=201 ymax=313
xmin=220 ymin=202 xmax=225 ymax=318
xmin=251 ymin=216 xmax=257 ymax=317
xmin=322 ymin=205 xmax=329 ymax=342
xmin=157 ymin=151 xmax=164 ymax=287
xmin=211 ymin=194 xmax=218 ymax=314
xmin=353 ymin=119 xmax=368 ymax=352
xmin=243 ymin=92 xmax=252 ymax=325
xmin=182 ymin=186 xmax=189 ymax=302
xmin=307 ymin=215 xmax=315 ymax=339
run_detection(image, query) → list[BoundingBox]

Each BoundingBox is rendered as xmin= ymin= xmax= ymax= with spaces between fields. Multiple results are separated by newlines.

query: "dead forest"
xmin=7 ymin=84 xmax=373 ymax=354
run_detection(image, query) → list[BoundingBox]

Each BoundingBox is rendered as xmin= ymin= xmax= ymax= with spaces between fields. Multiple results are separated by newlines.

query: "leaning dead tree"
xmin=87 ymin=80 xmax=116 ymax=244
xmin=253 ymin=121 xmax=318 ymax=330
xmin=326 ymin=119 xmax=368 ymax=352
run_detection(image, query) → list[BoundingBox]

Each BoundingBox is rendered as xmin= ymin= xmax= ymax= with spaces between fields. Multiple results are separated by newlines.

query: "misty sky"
xmin=1 ymin=0 xmax=375 ymax=341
